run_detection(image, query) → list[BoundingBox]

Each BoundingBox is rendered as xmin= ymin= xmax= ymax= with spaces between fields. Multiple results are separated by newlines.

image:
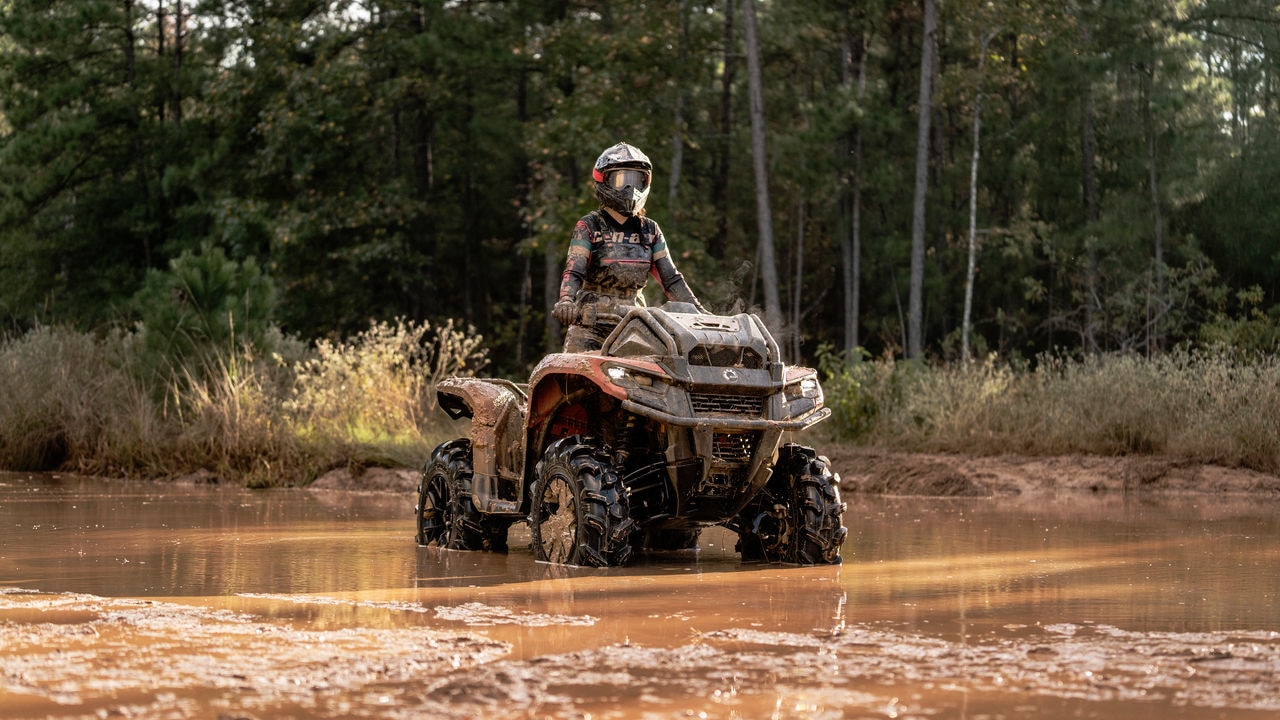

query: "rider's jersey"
xmin=558 ymin=209 xmax=701 ymax=308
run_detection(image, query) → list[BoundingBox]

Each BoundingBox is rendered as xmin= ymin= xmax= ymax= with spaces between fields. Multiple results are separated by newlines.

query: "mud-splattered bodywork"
xmin=436 ymin=304 xmax=830 ymax=531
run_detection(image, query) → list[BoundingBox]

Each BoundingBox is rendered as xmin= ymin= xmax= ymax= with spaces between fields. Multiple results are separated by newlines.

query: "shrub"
xmin=821 ymin=347 xmax=1280 ymax=473
xmin=1 ymin=317 xmax=489 ymax=485
xmin=130 ymin=244 xmax=277 ymax=382
xmin=285 ymin=317 xmax=488 ymax=472
xmin=0 ymin=326 xmax=164 ymax=474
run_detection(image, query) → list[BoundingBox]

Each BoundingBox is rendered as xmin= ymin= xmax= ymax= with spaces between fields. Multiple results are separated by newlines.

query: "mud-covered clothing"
xmin=558 ymin=209 xmax=703 ymax=352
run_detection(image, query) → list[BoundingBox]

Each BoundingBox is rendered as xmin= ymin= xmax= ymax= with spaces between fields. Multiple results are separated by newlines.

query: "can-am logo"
xmin=722 ymin=369 xmax=739 ymax=381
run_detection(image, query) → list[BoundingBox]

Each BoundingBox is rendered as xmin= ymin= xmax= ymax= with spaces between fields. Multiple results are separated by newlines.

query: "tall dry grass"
xmin=822 ymin=348 xmax=1280 ymax=474
xmin=0 ymin=319 xmax=487 ymax=485
xmin=0 ymin=327 xmax=140 ymax=472
xmin=9 ymin=321 xmax=1278 ymax=483
xmin=286 ymin=317 xmax=487 ymax=478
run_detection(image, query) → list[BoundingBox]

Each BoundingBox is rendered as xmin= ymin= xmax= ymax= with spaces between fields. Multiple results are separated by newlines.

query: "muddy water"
xmin=2 ymin=473 xmax=1278 ymax=719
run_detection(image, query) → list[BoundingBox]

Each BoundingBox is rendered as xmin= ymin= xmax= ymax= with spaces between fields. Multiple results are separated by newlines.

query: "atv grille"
xmin=690 ymin=393 xmax=764 ymax=416
xmin=713 ymin=432 xmax=758 ymax=464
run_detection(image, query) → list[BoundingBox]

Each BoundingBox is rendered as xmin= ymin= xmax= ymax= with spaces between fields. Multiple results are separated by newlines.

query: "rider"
xmin=552 ymin=141 xmax=706 ymax=352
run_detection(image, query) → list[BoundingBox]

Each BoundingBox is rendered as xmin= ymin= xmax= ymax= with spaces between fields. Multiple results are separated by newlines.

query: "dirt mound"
xmin=309 ymin=466 xmax=419 ymax=492
xmin=824 ymin=446 xmax=1280 ymax=497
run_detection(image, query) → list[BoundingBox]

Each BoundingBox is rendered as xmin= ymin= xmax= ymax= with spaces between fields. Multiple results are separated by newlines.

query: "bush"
xmin=130 ymin=244 xmax=277 ymax=381
xmin=0 ymin=326 xmax=163 ymax=473
xmin=0 ymin=318 xmax=488 ymax=485
xmin=821 ymin=347 xmax=1280 ymax=473
xmin=286 ymin=317 xmax=488 ymax=472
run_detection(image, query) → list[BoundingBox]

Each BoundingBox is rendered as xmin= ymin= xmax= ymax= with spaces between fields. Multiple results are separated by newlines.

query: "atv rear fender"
xmin=435 ymin=377 xmax=528 ymax=515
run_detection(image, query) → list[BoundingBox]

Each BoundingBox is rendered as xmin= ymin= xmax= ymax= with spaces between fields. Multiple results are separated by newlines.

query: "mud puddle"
xmin=2 ymin=473 xmax=1279 ymax=718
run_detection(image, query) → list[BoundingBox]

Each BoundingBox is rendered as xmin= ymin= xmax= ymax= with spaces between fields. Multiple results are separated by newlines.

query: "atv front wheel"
xmin=529 ymin=436 xmax=634 ymax=567
xmin=733 ymin=444 xmax=847 ymax=564
xmin=416 ymin=439 xmax=508 ymax=551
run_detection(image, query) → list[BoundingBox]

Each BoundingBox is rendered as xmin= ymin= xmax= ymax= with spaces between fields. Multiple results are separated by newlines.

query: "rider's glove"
xmin=552 ymin=298 xmax=578 ymax=326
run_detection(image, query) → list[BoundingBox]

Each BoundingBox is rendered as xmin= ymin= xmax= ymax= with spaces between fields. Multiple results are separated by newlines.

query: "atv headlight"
xmin=781 ymin=373 xmax=823 ymax=420
xmin=605 ymin=365 xmax=654 ymax=388
xmin=785 ymin=375 xmax=821 ymax=400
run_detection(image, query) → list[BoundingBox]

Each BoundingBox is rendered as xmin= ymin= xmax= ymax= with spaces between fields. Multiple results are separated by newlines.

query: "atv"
xmin=414 ymin=301 xmax=847 ymax=567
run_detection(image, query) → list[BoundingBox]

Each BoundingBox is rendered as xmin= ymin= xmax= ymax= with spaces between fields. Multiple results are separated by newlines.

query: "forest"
xmin=4 ymin=0 xmax=1280 ymax=373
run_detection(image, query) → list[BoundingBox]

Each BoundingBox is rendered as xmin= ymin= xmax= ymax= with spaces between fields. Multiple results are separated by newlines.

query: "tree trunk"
xmin=793 ymin=199 xmax=805 ymax=361
xmin=1080 ymin=21 xmax=1100 ymax=355
xmin=517 ymin=249 xmax=531 ymax=367
xmin=841 ymin=25 xmax=868 ymax=357
xmin=172 ymin=0 xmax=184 ymax=122
xmin=157 ymin=0 xmax=165 ymax=124
xmin=545 ymin=239 xmax=561 ymax=353
xmin=963 ymin=30 xmax=994 ymax=364
xmin=908 ymin=0 xmax=937 ymax=359
xmin=669 ymin=0 xmax=690 ymax=230
xmin=1141 ymin=63 xmax=1165 ymax=355
xmin=742 ymin=0 xmax=783 ymax=335
xmin=712 ymin=0 xmax=735 ymax=261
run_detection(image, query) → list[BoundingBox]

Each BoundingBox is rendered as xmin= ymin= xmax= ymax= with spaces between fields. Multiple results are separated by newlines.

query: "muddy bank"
xmin=823 ymin=446 xmax=1280 ymax=497
xmin=305 ymin=447 xmax=1280 ymax=498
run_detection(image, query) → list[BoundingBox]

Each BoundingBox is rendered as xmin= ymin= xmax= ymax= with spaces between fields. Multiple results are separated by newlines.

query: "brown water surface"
xmin=1 ymin=472 xmax=1277 ymax=718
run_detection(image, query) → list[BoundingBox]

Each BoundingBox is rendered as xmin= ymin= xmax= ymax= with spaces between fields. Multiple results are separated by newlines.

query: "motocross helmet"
xmin=592 ymin=142 xmax=652 ymax=216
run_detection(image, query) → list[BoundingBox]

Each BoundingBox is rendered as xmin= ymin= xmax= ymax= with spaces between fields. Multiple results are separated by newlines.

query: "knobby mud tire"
xmin=415 ymin=464 xmax=451 ymax=547
xmin=732 ymin=444 xmax=847 ymax=565
xmin=417 ymin=439 xmax=509 ymax=551
xmin=530 ymin=436 xmax=634 ymax=567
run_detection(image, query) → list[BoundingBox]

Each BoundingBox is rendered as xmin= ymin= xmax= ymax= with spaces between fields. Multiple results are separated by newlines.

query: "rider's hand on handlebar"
xmin=553 ymin=298 xmax=577 ymax=326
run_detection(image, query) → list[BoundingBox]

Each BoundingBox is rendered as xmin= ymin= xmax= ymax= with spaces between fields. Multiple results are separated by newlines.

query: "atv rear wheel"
xmin=530 ymin=436 xmax=634 ymax=567
xmin=417 ymin=439 xmax=508 ymax=551
xmin=732 ymin=444 xmax=847 ymax=564
xmin=415 ymin=473 xmax=452 ymax=546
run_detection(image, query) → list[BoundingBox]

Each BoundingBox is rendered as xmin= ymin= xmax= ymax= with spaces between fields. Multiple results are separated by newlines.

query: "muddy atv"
xmin=415 ymin=301 xmax=847 ymax=567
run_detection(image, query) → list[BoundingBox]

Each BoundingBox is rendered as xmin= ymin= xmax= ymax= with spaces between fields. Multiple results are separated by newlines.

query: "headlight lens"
xmin=787 ymin=375 xmax=820 ymax=399
xmin=605 ymin=365 xmax=654 ymax=387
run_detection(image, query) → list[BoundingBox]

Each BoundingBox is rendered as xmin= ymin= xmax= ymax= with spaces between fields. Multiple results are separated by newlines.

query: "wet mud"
xmin=3 ymin=467 xmax=1279 ymax=718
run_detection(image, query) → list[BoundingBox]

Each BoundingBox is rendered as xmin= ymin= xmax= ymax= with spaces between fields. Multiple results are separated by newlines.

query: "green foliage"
xmin=0 ymin=0 xmax=196 ymax=324
xmin=1199 ymin=286 xmax=1280 ymax=355
xmin=3 ymin=0 xmax=1280 ymax=376
xmin=131 ymin=244 xmax=277 ymax=378
xmin=817 ymin=344 xmax=878 ymax=439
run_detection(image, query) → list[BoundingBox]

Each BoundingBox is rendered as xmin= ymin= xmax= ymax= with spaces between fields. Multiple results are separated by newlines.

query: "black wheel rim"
xmin=418 ymin=472 xmax=452 ymax=546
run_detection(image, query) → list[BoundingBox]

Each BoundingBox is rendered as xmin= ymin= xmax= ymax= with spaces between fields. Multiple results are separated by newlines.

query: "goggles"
xmin=604 ymin=168 xmax=650 ymax=191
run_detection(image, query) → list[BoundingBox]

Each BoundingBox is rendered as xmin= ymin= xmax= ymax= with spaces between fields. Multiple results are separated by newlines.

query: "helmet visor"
xmin=605 ymin=168 xmax=650 ymax=191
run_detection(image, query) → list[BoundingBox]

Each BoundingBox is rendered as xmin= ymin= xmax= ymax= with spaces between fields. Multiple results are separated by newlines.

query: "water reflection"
xmin=3 ymin=473 xmax=1278 ymax=638
xmin=3 ymin=473 xmax=1279 ymax=718
xmin=843 ymin=494 xmax=1280 ymax=635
